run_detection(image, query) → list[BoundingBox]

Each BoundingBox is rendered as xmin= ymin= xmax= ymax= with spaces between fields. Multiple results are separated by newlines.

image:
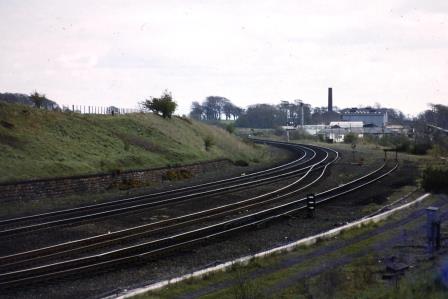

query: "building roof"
xmin=341 ymin=107 xmax=386 ymax=115
xmin=329 ymin=121 xmax=363 ymax=128
xmin=386 ymin=125 xmax=404 ymax=129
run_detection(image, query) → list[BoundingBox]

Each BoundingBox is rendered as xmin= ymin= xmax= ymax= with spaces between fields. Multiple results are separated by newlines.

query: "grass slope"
xmin=0 ymin=103 xmax=268 ymax=182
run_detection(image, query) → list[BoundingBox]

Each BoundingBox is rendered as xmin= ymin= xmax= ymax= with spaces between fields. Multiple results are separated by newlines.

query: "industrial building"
xmin=319 ymin=87 xmax=341 ymax=124
xmin=291 ymin=88 xmax=396 ymax=142
xmin=341 ymin=108 xmax=388 ymax=127
xmin=320 ymin=121 xmax=364 ymax=142
xmin=298 ymin=119 xmax=393 ymax=142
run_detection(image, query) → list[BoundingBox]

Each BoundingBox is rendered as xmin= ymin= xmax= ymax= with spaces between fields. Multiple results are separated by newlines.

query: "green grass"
xmin=0 ymin=103 xmax=270 ymax=182
xmin=281 ymin=253 xmax=448 ymax=299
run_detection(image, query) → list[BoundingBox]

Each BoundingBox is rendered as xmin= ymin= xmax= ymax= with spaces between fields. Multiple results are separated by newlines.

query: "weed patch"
xmin=162 ymin=169 xmax=193 ymax=181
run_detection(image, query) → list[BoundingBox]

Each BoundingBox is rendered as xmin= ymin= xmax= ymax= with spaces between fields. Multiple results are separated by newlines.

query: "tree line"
xmin=235 ymin=102 xmax=312 ymax=129
xmin=190 ymin=96 xmax=243 ymax=121
xmin=188 ymin=97 xmax=410 ymax=129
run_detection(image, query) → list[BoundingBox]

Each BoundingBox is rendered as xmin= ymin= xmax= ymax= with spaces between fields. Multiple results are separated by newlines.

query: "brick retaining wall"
xmin=0 ymin=159 xmax=232 ymax=202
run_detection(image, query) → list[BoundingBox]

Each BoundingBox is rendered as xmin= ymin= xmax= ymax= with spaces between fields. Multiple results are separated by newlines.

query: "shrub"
xmin=123 ymin=140 xmax=130 ymax=151
xmin=30 ymin=91 xmax=46 ymax=109
xmin=410 ymin=141 xmax=431 ymax=155
xmin=204 ymin=136 xmax=215 ymax=151
xmin=163 ymin=170 xmax=178 ymax=181
xmin=179 ymin=169 xmax=193 ymax=179
xmin=429 ymin=144 xmax=448 ymax=157
xmin=226 ymin=123 xmax=235 ymax=134
xmin=344 ymin=132 xmax=358 ymax=144
xmin=274 ymin=126 xmax=285 ymax=136
xmin=379 ymin=135 xmax=411 ymax=152
xmin=421 ymin=167 xmax=448 ymax=193
xmin=289 ymin=128 xmax=315 ymax=140
xmin=162 ymin=169 xmax=193 ymax=181
xmin=141 ymin=90 xmax=177 ymax=118
xmin=234 ymin=160 xmax=249 ymax=167
xmin=376 ymin=134 xmax=432 ymax=155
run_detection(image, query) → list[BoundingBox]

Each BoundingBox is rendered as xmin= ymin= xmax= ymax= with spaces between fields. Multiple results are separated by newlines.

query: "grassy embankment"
xmin=0 ymin=103 xmax=270 ymax=183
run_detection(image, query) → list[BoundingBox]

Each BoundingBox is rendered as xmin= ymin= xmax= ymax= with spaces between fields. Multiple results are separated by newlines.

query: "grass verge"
xmin=0 ymin=103 xmax=270 ymax=182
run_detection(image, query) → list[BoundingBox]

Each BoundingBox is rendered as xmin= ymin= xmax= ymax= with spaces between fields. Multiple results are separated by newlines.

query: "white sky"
xmin=1 ymin=0 xmax=448 ymax=116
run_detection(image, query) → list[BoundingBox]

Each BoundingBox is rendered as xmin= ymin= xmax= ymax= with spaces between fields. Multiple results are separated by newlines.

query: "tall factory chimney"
xmin=328 ymin=87 xmax=333 ymax=112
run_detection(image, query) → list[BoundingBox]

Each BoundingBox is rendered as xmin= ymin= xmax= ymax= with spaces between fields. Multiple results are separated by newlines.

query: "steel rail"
xmin=0 ymin=154 xmax=397 ymax=288
xmin=0 ymin=142 xmax=307 ymax=226
xmin=0 ymin=145 xmax=324 ymax=236
xmin=0 ymin=146 xmax=337 ymax=270
xmin=0 ymin=145 xmax=336 ymax=275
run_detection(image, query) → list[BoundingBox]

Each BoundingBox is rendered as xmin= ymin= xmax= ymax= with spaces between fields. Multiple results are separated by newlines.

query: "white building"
xmin=299 ymin=125 xmax=326 ymax=135
xmin=329 ymin=121 xmax=363 ymax=129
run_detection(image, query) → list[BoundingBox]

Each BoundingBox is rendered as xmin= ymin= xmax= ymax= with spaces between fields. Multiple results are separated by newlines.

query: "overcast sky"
xmin=1 ymin=0 xmax=448 ymax=116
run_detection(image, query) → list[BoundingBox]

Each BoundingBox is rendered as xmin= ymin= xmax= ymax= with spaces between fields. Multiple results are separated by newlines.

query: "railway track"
xmin=0 ymin=143 xmax=337 ymax=270
xmin=0 ymin=141 xmax=338 ymax=287
xmin=0 ymin=141 xmax=397 ymax=289
xmin=0 ymin=142 xmax=307 ymax=226
xmin=0 ymin=141 xmax=327 ymax=236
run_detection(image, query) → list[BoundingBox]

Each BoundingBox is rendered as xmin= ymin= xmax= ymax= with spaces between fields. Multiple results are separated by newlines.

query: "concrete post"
xmin=426 ymin=207 xmax=440 ymax=254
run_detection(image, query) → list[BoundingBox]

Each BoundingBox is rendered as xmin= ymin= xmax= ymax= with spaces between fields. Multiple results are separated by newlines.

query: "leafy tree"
xmin=422 ymin=167 xmax=448 ymax=193
xmin=203 ymin=96 xmax=226 ymax=120
xmin=231 ymin=105 xmax=243 ymax=119
xmin=30 ymin=91 xmax=47 ymax=109
xmin=420 ymin=104 xmax=448 ymax=128
xmin=190 ymin=101 xmax=204 ymax=120
xmin=384 ymin=108 xmax=406 ymax=124
xmin=235 ymin=104 xmax=283 ymax=128
xmin=223 ymin=100 xmax=234 ymax=120
xmin=141 ymin=90 xmax=177 ymax=118
xmin=287 ymin=100 xmax=312 ymax=125
xmin=223 ymin=101 xmax=244 ymax=120
xmin=225 ymin=123 xmax=235 ymax=134
xmin=189 ymin=96 xmax=242 ymax=121
xmin=344 ymin=132 xmax=358 ymax=144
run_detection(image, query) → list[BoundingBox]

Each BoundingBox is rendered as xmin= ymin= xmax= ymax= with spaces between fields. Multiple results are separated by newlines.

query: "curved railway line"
xmin=0 ymin=141 xmax=321 ymax=235
xmin=0 ymin=140 xmax=398 ymax=289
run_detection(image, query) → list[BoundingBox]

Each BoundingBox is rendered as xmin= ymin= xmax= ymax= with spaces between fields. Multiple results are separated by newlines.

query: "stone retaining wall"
xmin=0 ymin=159 xmax=232 ymax=202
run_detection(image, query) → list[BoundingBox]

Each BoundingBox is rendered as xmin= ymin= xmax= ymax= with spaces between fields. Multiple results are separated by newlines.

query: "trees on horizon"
xmin=190 ymin=96 xmax=243 ymax=121
xmin=189 ymin=96 xmax=446 ymax=133
xmin=235 ymin=101 xmax=312 ymax=128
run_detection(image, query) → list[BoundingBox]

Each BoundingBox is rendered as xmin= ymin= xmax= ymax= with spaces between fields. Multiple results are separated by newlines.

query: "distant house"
xmin=106 ymin=106 xmax=120 ymax=115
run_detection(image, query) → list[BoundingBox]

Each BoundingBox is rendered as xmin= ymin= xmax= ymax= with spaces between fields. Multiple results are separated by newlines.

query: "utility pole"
xmin=300 ymin=101 xmax=304 ymax=127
